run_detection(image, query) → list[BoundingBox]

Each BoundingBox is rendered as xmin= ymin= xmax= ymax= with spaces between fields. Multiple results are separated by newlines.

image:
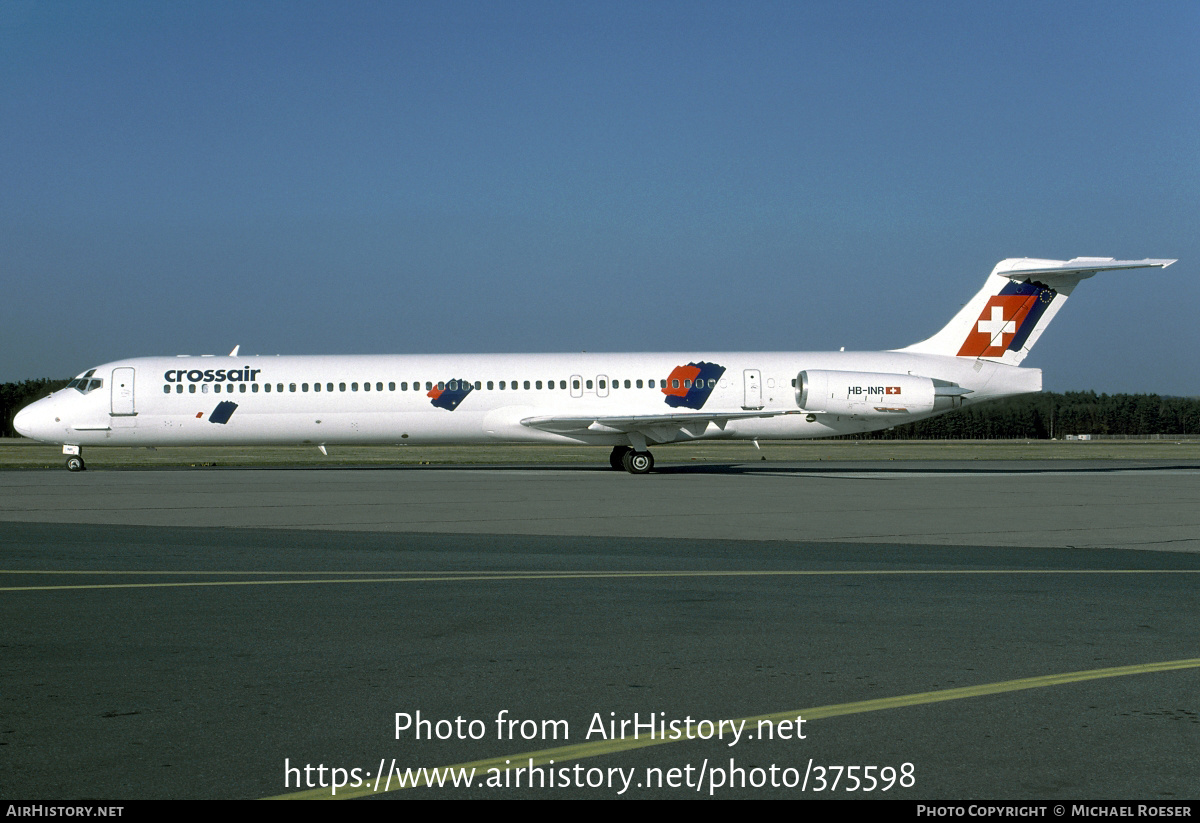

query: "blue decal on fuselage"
xmin=210 ymin=401 xmax=238 ymax=424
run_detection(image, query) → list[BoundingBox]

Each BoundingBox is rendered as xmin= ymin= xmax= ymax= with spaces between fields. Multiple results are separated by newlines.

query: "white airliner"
xmin=14 ymin=257 xmax=1175 ymax=473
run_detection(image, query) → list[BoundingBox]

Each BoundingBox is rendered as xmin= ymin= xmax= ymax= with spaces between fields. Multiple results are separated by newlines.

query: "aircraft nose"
xmin=13 ymin=405 xmax=35 ymax=438
xmin=13 ymin=400 xmax=51 ymax=441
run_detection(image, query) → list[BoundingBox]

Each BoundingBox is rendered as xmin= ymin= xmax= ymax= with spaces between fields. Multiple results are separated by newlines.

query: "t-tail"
xmin=896 ymin=257 xmax=1176 ymax=366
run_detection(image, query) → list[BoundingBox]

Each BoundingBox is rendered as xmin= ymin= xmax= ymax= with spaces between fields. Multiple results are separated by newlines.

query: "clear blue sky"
xmin=2 ymin=1 xmax=1196 ymax=394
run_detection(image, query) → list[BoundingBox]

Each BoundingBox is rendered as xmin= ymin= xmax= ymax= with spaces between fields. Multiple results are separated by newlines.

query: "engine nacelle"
xmin=796 ymin=370 xmax=950 ymax=418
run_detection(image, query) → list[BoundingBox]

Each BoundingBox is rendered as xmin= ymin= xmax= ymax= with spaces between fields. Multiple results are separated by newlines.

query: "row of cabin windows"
xmin=161 ymin=377 xmax=730 ymax=395
xmin=163 ymin=382 xmax=396 ymax=394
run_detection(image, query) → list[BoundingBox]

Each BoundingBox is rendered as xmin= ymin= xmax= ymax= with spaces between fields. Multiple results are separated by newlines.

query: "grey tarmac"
xmin=1 ymin=461 xmax=1198 ymax=799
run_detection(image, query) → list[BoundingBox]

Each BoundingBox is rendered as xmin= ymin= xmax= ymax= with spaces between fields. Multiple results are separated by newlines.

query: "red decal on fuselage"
xmin=662 ymin=364 xmax=701 ymax=397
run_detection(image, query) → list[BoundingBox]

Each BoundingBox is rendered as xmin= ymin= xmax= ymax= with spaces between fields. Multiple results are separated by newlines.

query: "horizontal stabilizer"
xmin=996 ymin=257 xmax=1176 ymax=281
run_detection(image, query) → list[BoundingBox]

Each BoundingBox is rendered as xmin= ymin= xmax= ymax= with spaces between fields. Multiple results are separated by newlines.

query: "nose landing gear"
xmin=63 ymin=446 xmax=85 ymax=472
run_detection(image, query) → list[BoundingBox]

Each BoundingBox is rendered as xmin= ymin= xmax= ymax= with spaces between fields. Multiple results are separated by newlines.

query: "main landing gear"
xmin=609 ymin=445 xmax=654 ymax=474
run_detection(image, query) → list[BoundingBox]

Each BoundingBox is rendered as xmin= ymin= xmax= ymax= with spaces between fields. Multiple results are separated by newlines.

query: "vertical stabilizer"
xmin=896 ymin=257 xmax=1175 ymax=366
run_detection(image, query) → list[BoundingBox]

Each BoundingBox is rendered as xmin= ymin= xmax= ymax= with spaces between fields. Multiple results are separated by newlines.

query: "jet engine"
xmin=795 ymin=370 xmax=969 ymax=417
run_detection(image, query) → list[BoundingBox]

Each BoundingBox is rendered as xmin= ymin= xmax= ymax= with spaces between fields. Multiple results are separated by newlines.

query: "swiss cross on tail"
xmin=957 ymin=280 xmax=1056 ymax=358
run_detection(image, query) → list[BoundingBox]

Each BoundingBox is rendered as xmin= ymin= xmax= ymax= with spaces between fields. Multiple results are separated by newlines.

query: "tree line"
xmin=2 ymin=380 xmax=1197 ymax=439
xmin=852 ymin=390 xmax=1200 ymax=440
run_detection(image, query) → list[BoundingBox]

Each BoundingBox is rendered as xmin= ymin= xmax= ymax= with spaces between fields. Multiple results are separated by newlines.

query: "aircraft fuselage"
xmin=15 ymin=350 xmax=1037 ymax=450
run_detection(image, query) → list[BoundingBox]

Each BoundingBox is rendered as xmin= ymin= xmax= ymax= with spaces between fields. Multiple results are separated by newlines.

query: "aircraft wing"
xmin=521 ymin=409 xmax=802 ymax=435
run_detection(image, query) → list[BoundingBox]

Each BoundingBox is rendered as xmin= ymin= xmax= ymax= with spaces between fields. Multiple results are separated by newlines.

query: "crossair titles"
xmin=164 ymin=367 xmax=262 ymax=384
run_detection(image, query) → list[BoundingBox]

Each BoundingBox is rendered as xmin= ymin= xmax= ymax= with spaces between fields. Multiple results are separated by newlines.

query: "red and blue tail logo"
xmin=957 ymin=280 xmax=1057 ymax=358
xmin=662 ymin=361 xmax=725 ymax=409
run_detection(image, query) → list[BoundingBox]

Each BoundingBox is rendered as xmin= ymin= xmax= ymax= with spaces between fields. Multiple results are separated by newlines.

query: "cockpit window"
xmin=69 ymin=370 xmax=103 ymax=394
